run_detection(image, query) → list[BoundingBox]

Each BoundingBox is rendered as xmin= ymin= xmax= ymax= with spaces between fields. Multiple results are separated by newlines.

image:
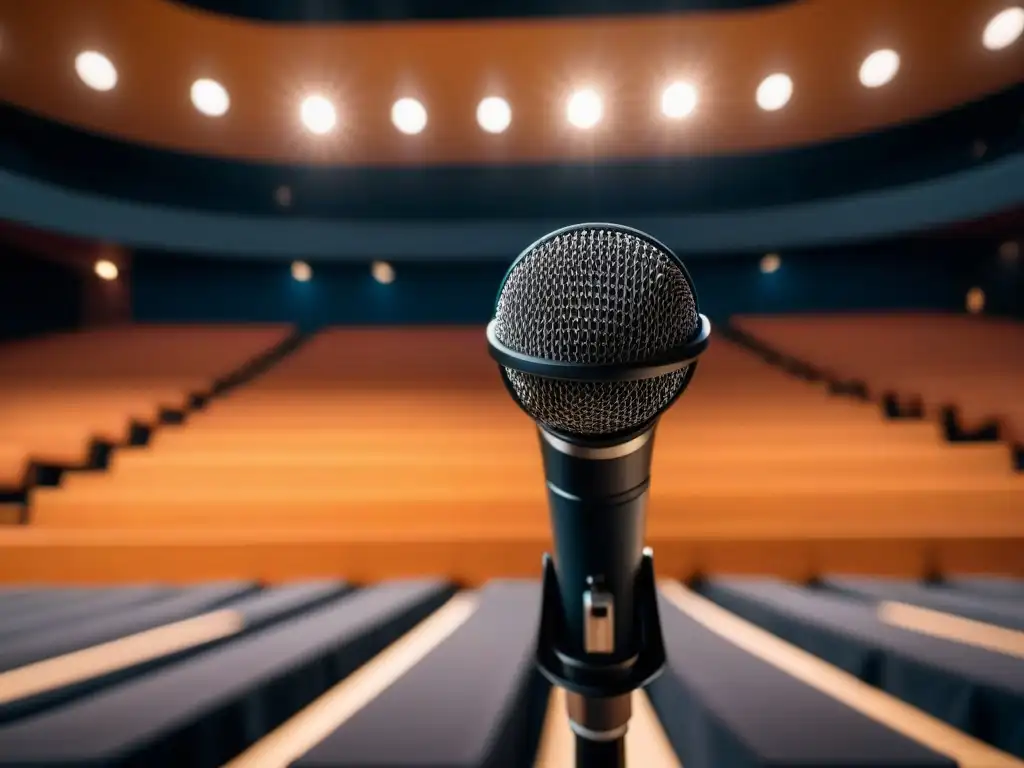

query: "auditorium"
xmin=0 ymin=0 xmax=1022 ymax=765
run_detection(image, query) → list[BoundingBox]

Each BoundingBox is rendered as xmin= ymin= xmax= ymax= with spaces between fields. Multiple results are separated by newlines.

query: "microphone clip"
xmin=535 ymin=550 xmax=666 ymax=698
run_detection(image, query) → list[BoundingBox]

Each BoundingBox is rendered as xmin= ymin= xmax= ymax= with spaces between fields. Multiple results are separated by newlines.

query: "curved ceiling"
xmin=1 ymin=84 xmax=1020 ymax=221
xmin=0 ymin=0 xmax=1020 ymax=166
xmin=169 ymin=0 xmax=792 ymax=23
xmin=2 ymin=153 xmax=1020 ymax=258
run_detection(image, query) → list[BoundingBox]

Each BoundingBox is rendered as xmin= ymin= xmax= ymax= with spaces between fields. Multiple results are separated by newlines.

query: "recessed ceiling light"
xmin=291 ymin=261 xmax=312 ymax=282
xmin=476 ymin=97 xmax=512 ymax=134
xmin=567 ymin=89 xmax=603 ymax=129
xmin=301 ymin=95 xmax=336 ymax=135
xmin=983 ymin=6 xmax=1024 ymax=50
xmin=661 ymin=82 xmax=698 ymax=119
xmin=75 ymin=51 xmax=117 ymax=92
xmin=756 ymin=73 xmax=793 ymax=111
xmin=372 ymin=261 xmax=395 ymax=284
xmin=966 ymin=286 xmax=985 ymax=313
xmin=760 ymin=253 xmax=781 ymax=273
xmin=392 ymin=98 xmax=427 ymax=135
xmin=859 ymin=49 xmax=900 ymax=88
xmin=191 ymin=78 xmax=230 ymax=117
xmin=94 ymin=259 xmax=118 ymax=280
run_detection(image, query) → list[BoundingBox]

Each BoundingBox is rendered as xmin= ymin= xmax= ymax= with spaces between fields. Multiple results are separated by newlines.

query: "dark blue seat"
xmin=818 ymin=576 xmax=1024 ymax=630
xmin=293 ymin=581 xmax=547 ymax=768
xmin=700 ymin=578 xmax=1024 ymax=758
xmin=0 ymin=587 xmax=141 ymax=619
xmin=941 ymin=577 xmax=1024 ymax=601
xmin=0 ymin=586 xmax=174 ymax=642
xmin=0 ymin=582 xmax=257 ymax=674
xmin=0 ymin=581 xmax=347 ymax=722
xmin=0 ymin=580 xmax=454 ymax=768
xmin=646 ymin=590 xmax=953 ymax=768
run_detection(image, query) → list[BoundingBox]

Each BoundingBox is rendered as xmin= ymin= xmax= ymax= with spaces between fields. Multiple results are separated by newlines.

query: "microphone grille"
xmin=493 ymin=226 xmax=700 ymax=437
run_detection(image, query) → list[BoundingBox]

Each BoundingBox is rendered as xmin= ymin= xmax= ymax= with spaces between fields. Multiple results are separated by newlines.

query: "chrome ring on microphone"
xmin=485 ymin=313 xmax=711 ymax=383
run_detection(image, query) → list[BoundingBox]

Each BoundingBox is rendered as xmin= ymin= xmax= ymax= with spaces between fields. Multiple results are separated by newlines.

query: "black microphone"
xmin=486 ymin=223 xmax=710 ymax=766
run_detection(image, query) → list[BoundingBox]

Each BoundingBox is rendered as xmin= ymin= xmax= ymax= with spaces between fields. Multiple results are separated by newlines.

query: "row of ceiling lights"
xmin=95 ymin=253 xmax=998 ymax=315
xmin=94 ymin=257 xmax=397 ymax=285
xmin=681 ymin=253 xmax=1008 ymax=319
xmin=95 ymin=241 xmax=1018 ymax=284
xmin=70 ymin=7 xmax=1024 ymax=135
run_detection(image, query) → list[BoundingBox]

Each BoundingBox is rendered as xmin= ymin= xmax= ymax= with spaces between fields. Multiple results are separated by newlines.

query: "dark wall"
xmin=0 ymin=244 xmax=83 ymax=342
xmin=689 ymin=243 xmax=1012 ymax=319
xmin=132 ymin=239 xmax=1020 ymax=326
xmin=131 ymin=258 xmax=503 ymax=329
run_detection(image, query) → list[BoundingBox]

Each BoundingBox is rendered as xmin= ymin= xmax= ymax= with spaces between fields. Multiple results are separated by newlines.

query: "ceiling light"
xmin=567 ymin=89 xmax=603 ymax=129
xmin=75 ymin=51 xmax=117 ymax=92
xmin=392 ymin=98 xmax=427 ymax=135
xmin=275 ymin=185 xmax=292 ymax=208
xmin=661 ymin=82 xmax=698 ymax=120
xmin=301 ymin=95 xmax=336 ymax=135
xmin=94 ymin=259 xmax=118 ymax=280
xmin=966 ymin=287 xmax=985 ymax=314
xmin=760 ymin=253 xmax=781 ymax=274
xmin=983 ymin=6 xmax=1024 ymax=50
xmin=191 ymin=78 xmax=230 ymax=117
xmin=476 ymin=97 xmax=512 ymax=134
xmin=291 ymin=261 xmax=311 ymax=282
xmin=372 ymin=261 xmax=395 ymax=284
xmin=859 ymin=49 xmax=900 ymax=88
xmin=756 ymin=73 xmax=793 ymax=112
xmin=999 ymin=240 xmax=1020 ymax=262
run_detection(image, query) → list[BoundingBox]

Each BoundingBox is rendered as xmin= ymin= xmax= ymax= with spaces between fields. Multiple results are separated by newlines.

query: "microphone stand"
xmin=535 ymin=549 xmax=666 ymax=768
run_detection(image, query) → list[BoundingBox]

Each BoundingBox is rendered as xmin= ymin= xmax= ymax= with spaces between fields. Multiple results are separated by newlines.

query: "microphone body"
xmin=485 ymin=222 xmax=711 ymax=767
xmin=540 ymin=427 xmax=654 ymax=663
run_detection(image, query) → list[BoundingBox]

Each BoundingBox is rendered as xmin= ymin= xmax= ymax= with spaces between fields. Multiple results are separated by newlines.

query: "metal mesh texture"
xmin=493 ymin=227 xmax=700 ymax=437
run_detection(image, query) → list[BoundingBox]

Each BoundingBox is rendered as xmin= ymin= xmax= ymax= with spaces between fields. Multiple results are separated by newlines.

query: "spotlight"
xmin=94 ymin=259 xmax=118 ymax=280
xmin=999 ymin=240 xmax=1020 ymax=263
xmin=392 ymin=98 xmax=427 ymax=135
xmin=756 ymin=73 xmax=793 ymax=112
xmin=291 ymin=261 xmax=312 ymax=282
xmin=75 ymin=51 xmax=117 ymax=92
xmin=760 ymin=253 xmax=781 ymax=274
xmin=567 ymin=89 xmax=603 ymax=129
xmin=983 ymin=6 xmax=1024 ymax=50
xmin=372 ymin=261 xmax=395 ymax=285
xmin=661 ymin=82 xmax=698 ymax=120
xmin=191 ymin=78 xmax=230 ymax=117
xmin=275 ymin=186 xmax=293 ymax=208
xmin=859 ymin=49 xmax=900 ymax=88
xmin=966 ymin=287 xmax=986 ymax=314
xmin=301 ymin=95 xmax=336 ymax=135
xmin=476 ymin=97 xmax=512 ymax=134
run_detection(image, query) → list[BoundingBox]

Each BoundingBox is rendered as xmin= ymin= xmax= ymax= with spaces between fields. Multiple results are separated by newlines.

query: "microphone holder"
xmin=535 ymin=550 xmax=666 ymax=768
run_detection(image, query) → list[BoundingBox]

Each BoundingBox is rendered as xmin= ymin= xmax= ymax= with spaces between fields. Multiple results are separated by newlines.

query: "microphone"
xmin=485 ymin=223 xmax=711 ymax=766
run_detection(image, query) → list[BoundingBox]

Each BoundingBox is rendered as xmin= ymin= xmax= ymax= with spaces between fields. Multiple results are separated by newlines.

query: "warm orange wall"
xmin=0 ymin=0 xmax=1020 ymax=164
xmin=0 ymin=221 xmax=132 ymax=328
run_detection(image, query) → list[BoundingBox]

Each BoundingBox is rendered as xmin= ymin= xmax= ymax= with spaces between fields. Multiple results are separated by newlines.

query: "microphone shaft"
xmin=540 ymin=428 xmax=654 ymax=663
xmin=576 ymin=735 xmax=626 ymax=768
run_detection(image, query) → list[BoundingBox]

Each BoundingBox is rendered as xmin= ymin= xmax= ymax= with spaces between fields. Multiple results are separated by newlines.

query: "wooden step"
xmin=0 ymin=527 xmax=1020 ymax=585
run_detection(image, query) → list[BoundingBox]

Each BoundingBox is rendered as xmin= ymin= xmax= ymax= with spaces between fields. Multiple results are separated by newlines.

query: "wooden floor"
xmin=733 ymin=313 xmax=1024 ymax=444
xmin=2 ymin=327 xmax=1022 ymax=583
xmin=0 ymin=325 xmax=291 ymax=487
xmin=1 ymin=527 xmax=1020 ymax=584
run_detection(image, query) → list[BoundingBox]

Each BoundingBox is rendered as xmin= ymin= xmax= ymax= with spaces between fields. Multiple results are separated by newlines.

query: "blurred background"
xmin=0 ymin=1 xmax=1021 ymax=766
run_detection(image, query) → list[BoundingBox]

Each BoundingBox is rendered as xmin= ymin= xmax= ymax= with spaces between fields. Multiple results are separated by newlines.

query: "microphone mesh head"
xmin=493 ymin=226 xmax=700 ymax=437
